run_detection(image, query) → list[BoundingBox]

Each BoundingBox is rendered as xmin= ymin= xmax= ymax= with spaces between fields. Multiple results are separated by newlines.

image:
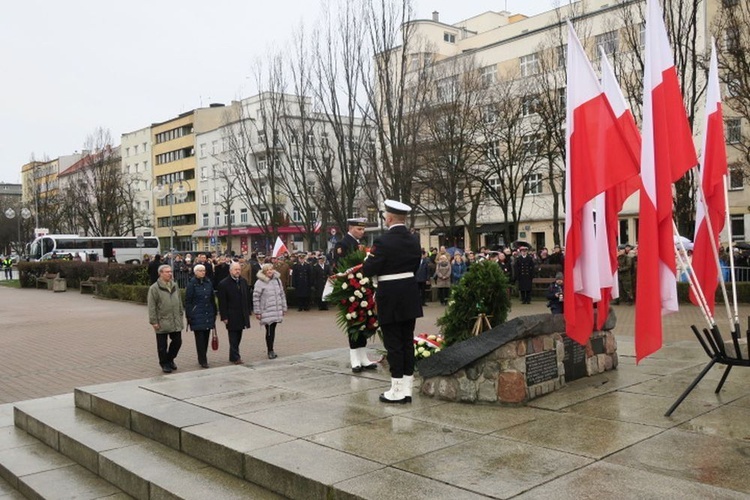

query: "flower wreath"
xmin=326 ymin=249 xmax=380 ymax=342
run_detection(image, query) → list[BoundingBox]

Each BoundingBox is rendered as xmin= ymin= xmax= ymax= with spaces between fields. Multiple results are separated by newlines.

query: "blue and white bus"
xmin=28 ymin=234 xmax=159 ymax=263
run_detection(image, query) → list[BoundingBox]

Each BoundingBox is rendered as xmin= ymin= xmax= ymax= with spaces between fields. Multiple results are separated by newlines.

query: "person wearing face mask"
xmin=217 ymin=261 xmax=252 ymax=365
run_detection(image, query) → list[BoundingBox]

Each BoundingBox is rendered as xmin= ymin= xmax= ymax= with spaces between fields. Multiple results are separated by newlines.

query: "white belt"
xmin=378 ymin=272 xmax=414 ymax=282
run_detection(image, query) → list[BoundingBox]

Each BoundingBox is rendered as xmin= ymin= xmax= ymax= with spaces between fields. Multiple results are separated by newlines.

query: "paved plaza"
xmin=2 ymin=286 xmax=750 ymax=498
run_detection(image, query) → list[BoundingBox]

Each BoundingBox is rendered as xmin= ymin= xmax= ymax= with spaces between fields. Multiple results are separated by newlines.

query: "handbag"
xmin=211 ymin=328 xmax=219 ymax=351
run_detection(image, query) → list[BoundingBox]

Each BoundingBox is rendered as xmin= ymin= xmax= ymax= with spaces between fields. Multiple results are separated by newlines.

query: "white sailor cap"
xmin=384 ymin=199 xmax=412 ymax=215
xmin=346 ymin=217 xmax=368 ymax=227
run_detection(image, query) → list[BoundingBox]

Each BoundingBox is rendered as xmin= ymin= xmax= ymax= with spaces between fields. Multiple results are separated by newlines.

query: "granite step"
xmin=0 ymin=416 xmax=130 ymax=499
xmin=11 ymin=396 xmax=283 ymax=500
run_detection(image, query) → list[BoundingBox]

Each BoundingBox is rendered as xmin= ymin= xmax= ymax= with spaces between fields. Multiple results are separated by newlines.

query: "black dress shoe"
xmin=169 ymin=361 xmax=177 ymax=370
xmin=361 ymin=363 xmax=378 ymax=370
xmin=200 ymin=363 xmax=209 ymax=368
xmin=268 ymin=351 xmax=278 ymax=359
xmin=351 ymin=366 xmax=363 ymax=373
xmin=161 ymin=364 xmax=172 ymax=373
xmin=379 ymin=393 xmax=407 ymax=404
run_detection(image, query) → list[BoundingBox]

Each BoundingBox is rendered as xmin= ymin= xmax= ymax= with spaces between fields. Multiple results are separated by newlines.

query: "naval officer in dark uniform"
xmin=334 ymin=218 xmax=378 ymax=373
xmin=362 ymin=200 xmax=423 ymax=403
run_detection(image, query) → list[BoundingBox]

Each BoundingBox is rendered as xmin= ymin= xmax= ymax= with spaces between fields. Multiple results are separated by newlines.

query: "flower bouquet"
xmin=414 ymin=333 xmax=444 ymax=360
xmin=326 ymin=250 xmax=380 ymax=342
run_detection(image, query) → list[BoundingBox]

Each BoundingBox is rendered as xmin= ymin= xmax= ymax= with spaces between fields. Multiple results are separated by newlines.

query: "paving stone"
xmin=515 ymin=461 xmax=748 ymax=499
xmin=401 ymin=401 xmax=550 ymax=434
xmin=334 ymin=467 xmax=489 ymax=500
xmin=0 ymin=474 xmax=26 ymax=499
xmin=606 ymin=428 xmax=750 ymax=494
xmin=129 ymin=400 xmax=224 ymax=450
xmin=678 ymin=404 xmax=750 ymax=441
xmin=88 ymin=387 xmax=171 ymax=428
xmin=187 ymin=386 xmax=311 ymax=415
xmin=494 ymin=412 xmax=662 ymax=459
xmin=309 ymin=415 xmax=479 ymax=465
xmin=396 ymin=435 xmax=592 ymax=499
xmin=245 ymin=439 xmax=383 ymax=499
xmin=563 ymin=391 xmax=718 ymax=428
xmin=0 ymin=442 xmax=73 ymax=489
xmin=140 ymin=373 xmax=266 ymax=400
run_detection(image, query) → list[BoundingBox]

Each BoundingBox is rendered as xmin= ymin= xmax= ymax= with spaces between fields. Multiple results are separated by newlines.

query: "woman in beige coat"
xmin=253 ymin=263 xmax=287 ymax=359
xmin=433 ymin=254 xmax=452 ymax=305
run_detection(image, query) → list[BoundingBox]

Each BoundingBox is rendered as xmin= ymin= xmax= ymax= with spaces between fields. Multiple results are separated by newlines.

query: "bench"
xmin=531 ymin=277 xmax=556 ymax=296
xmin=80 ymin=276 xmax=108 ymax=294
xmin=35 ymin=272 xmax=60 ymax=290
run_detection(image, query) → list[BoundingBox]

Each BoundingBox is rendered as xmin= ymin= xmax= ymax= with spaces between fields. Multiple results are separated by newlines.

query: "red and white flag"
xmin=272 ymin=236 xmax=288 ymax=257
xmin=595 ymin=50 xmax=642 ymax=329
xmin=564 ymin=23 xmax=640 ymax=344
xmin=691 ymin=40 xmax=727 ymax=315
xmin=635 ymin=0 xmax=698 ymax=361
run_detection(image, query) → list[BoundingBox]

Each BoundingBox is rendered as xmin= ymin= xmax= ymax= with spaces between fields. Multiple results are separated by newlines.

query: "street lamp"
xmin=5 ymin=207 xmax=32 ymax=258
xmin=153 ymin=173 xmax=189 ymax=259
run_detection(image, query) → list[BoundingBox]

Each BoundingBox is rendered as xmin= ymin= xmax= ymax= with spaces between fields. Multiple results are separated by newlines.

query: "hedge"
xmin=18 ymin=261 xmax=149 ymax=289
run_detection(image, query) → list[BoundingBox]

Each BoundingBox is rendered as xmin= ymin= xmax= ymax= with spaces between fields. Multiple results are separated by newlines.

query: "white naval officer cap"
xmin=383 ymin=199 xmax=411 ymax=215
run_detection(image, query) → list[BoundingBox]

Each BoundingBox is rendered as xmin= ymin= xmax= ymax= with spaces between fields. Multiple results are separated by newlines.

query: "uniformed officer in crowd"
xmin=333 ymin=217 xmax=377 ymax=372
xmin=617 ymin=244 xmax=635 ymax=304
xmin=362 ymin=200 xmax=423 ymax=404
xmin=514 ymin=246 xmax=536 ymax=304
xmin=333 ymin=218 xmax=367 ymax=269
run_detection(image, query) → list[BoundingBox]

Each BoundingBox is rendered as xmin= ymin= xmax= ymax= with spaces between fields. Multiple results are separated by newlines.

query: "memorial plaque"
xmin=591 ymin=336 xmax=605 ymax=355
xmin=563 ymin=335 xmax=587 ymax=382
xmin=526 ymin=351 xmax=558 ymax=386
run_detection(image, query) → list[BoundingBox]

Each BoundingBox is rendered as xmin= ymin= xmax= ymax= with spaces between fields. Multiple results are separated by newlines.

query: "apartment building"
xmin=151 ymin=103 xmax=237 ymax=252
xmin=121 ymin=126 xmax=154 ymax=236
xmin=399 ymin=0 xmax=745 ymax=250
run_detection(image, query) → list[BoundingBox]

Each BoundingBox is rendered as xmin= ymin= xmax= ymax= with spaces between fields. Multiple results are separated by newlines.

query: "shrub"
xmin=437 ymin=260 xmax=511 ymax=346
xmin=18 ymin=261 xmax=148 ymax=288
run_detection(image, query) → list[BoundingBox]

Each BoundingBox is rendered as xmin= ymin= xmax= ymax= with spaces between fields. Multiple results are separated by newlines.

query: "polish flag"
xmin=636 ymin=0 xmax=698 ymax=361
xmin=595 ymin=51 xmax=642 ymax=329
xmin=272 ymin=236 xmax=288 ymax=257
xmin=564 ymin=23 xmax=640 ymax=344
xmin=690 ymin=41 xmax=727 ymax=315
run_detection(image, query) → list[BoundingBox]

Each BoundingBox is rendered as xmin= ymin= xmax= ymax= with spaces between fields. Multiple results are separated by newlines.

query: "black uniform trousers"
xmin=348 ymin=332 xmax=367 ymax=349
xmin=156 ymin=331 xmax=182 ymax=365
xmin=381 ymin=319 xmax=416 ymax=378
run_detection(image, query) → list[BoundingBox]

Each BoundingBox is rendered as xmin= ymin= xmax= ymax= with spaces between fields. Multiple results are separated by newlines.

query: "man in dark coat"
xmin=333 ymin=218 xmax=377 ymax=372
xmin=291 ymin=253 xmax=312 ymax=311
xmin=147 ymin=254 xmax=162 ymax=284
xmin=514 ymin=246 xmax=536 ymax=304
xmin=217 ymin=261 xmax=252 ymax=364
xmin=311 ymin=255 xmax=331 ymax=310
xmin=362 ymin=200 xmax=423 ymax=404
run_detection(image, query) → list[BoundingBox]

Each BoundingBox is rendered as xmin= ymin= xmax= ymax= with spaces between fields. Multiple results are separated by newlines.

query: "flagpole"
xmin=673 ymin=221 xmax=714 ymax=330
xmin=692 ymin=172 xmax=735 ymax=330
xmin=723 ymin=175 xmax=740 ymax=325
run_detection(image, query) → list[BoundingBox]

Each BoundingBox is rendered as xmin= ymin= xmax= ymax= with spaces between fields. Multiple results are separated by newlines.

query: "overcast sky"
xmin=0 ymin=0 xmax=556 ymax=184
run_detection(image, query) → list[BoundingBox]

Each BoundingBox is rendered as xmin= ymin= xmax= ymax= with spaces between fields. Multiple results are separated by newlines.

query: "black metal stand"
xmin=665 ymin=319 xmax=749 ymax=417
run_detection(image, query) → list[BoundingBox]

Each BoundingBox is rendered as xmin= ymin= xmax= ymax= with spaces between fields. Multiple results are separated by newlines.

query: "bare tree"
xmin=713 ymin=1 xmax=750 ymax=176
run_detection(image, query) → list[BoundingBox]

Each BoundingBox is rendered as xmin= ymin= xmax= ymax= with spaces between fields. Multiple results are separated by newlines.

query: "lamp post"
xmin=153 ymin=173 xmax=188 ymax=263
xmin=5 ymin=207 xmax=32 ymax=259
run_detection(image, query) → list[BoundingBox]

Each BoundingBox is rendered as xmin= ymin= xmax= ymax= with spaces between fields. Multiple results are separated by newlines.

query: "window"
xmin=143 ymin=160 xmax=148 ymax=170
xmin=199 ymin=144 xmax=206 ymax=158
xmin=522 ymin=95 xmax=540 ymax=116
xmin=723 ymin=0 xmax=739 ymax=7
xmin=729 ymin=164 xmax=744 ymax=190
xmin=520 ymin=53 xmax=539 ymax=77
xmin=202 ymin=213 xmax=209 ymax=226
xmin=201 ymin=166 xmax=209 ymax=180
xmin=230 ymin=210 xmax=235 ymax=224
xmin=143 ymin=142 xmax=147 ymax=152
xmin=125 ymin=147 xmax=130 ymax=157
xmin=595 ymin=30 xmax=619 ymax=59
xmin=134 ymin=145 xmax=139 ymax=154
xmin=257 ymin=157 xmax=267 ymax=171
xmin=133 ymin=162 xmax=139 ymax=173
xmin=524 ymin=173 xmax=543 ymax=194
xmin=731 ymin=214 xmax=745 ymax=241
xmin=292 ymin=208 xmax=303 ymax=223
xmin=480 ymin=65 xmax=496 ymax=85
xmin=240 ymin=208 xmax=248 ymax=223
xmin=727 ymin=118 xmax=742 ymax=144
xmin=214 ymin=211 xmax=221 ymax=226
xmin=488 ymin=177 xmax=501 ymax=192
xmin=201 ymin=190 xmax=208 ymax=205
xmin=321 ymin=132 xmax=330 ymax=148
xmin=726 ymin=73 xmax=741 ymax=98
xmin=639 ymin=23 xmax=646 ymax=48
xmin=557 ymin=88 xmax=566 ymax=109
xmin=259 ymin=208 xmax=269 ymax=222
xmin=443 ymin=32 xmax=456 ymax=43
xmin=522 ymin=134 xmax=541 ymax=155
xmin=212 ymin=140 xmax=219 ymax=155
xmin=483 ymin=105 xmax=497 ymax=124
xmin=437 ymin=77 xmax=456 ymax=103
xmin=486 ymin=140 xmax=500 ymax=161
xmin=725 ymin=27 xmax=740 ymax=52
